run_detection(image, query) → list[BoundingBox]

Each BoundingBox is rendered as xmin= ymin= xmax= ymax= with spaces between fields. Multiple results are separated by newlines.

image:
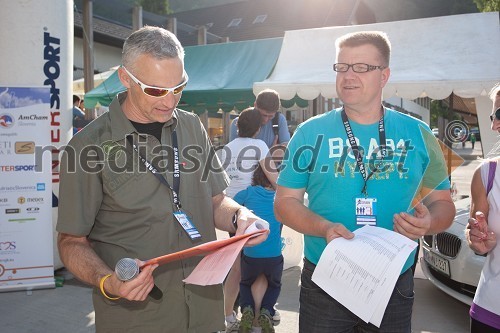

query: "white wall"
xmin=74 ymin=37 xmax=122 ymax=80
xmin=385 ymin=97 xmax=430 ymax=125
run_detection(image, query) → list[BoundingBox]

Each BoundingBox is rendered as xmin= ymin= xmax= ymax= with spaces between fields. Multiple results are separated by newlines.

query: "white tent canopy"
xmin=254 ymin=12 xmax=500 ymax=154
xmin=254 ymin=12 xmax=499 ymax=100
xmin=73 ymin=66 xmax=119 ymax=96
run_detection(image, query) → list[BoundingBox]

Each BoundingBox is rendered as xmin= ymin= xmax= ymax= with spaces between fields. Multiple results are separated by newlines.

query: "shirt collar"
xmin=110 ymin=91 xmax=179 ymax=142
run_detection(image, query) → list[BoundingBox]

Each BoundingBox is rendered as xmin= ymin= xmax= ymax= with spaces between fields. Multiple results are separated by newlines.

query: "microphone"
xmin=115 ymin=258 xmax=163 ymax=300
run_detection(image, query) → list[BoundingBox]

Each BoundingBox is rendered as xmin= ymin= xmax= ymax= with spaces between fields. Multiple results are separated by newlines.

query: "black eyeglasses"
xmin=333 ymin=63 xmax=386 ymax=73
xmin=489 ymin=107 xmax=500 ymax=122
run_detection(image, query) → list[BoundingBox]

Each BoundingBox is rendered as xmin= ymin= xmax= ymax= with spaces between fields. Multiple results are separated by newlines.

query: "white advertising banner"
xmin=0 ymin=0 xmax=73 ymax=271
xmin=0 ymin=87 xmax=54 ymax=291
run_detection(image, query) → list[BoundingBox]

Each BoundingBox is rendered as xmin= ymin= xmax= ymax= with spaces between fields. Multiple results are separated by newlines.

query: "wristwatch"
xmin=232 ymin=207 xmax=241 ymax=232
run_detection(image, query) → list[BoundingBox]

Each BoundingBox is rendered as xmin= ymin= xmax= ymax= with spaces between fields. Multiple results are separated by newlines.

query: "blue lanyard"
xmin=126 ymin=131 xmax=181 ymax=210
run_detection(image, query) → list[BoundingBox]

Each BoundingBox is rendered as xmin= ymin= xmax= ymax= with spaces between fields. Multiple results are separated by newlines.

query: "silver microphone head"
xmin=115 ymin=258 xmax=139 ymax=281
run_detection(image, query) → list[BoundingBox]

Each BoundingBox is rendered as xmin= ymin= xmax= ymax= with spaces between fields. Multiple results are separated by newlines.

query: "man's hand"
xmin=325 ymin=222 xmax=354 ymax=243
xmin=104 ymin=260 xmax=159 ymax=301
xmin=393 ymin=202 xmax=431 ymax=240
xmin=466 ymin=211 xmax=497 ymax=255
xmin=235 ymin=207 xmax=269 ymax=247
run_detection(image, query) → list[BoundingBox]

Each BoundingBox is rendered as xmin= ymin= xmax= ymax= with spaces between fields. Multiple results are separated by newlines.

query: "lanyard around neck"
xmin=340 ymin=107 xmax=386 ymax=196
xmin=126 ymin=131 xmax=181 ymax=210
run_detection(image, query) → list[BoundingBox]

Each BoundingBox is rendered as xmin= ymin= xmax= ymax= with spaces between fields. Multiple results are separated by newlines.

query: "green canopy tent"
xmin=84 ymin=37 xmax=307 ymax=114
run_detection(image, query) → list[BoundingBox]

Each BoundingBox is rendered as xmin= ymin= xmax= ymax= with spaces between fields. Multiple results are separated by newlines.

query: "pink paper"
xmin=183 ymin=236 xmax=249 ymax=285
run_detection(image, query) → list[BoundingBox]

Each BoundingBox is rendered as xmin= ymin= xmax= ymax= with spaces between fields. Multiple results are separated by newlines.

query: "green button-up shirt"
xmin=57 ymin=92 xmax=229 ymax=332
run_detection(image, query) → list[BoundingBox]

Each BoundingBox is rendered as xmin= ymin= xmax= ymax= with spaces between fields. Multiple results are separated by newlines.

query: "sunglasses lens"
xmin=173 ymin=83 xmax=187 ymax=95
xmin=496 ymin=108 xmax=500 ymax=120
xmin=143 ymin=88 xmax=169 ymax=97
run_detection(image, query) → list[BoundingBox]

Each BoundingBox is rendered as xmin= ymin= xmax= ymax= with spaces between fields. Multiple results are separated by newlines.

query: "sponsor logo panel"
xmin=0 ymin=140 xmax=13 ymax=155
xmin=15 ymin=141 xmax=35 ymax=154
xmin=0 ymin=165 xmax=38 ymax=172
xmin=0 ymin=113 xmax=14 ymax=129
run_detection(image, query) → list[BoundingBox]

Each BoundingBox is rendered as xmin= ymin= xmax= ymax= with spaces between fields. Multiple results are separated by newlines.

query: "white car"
xmin=420 ymin=197 xmax=486 ymax=305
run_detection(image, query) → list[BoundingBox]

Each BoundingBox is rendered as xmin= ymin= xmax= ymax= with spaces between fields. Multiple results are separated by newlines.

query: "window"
xmin=253 ymin=14 xmax=267 ymax=24
xmin=227 ymin=18 xmax=242 ymax=28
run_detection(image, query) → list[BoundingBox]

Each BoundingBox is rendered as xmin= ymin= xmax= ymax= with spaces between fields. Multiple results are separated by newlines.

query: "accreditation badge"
xmin=355 ymin=197 xmax=377 ymax=226
xmin=173 ymin=210 xmax=202 ymax=240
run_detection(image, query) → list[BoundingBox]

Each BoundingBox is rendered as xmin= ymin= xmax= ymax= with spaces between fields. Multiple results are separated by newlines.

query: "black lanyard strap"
xmin=126 ymin=131 xmax=181 ymax=209
xmin=341 ymin=107 xmax=386 ymax=196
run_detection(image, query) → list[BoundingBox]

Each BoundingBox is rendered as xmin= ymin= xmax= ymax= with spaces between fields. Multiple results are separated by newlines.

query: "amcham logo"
xmin=0 ymin=114 xmax=14 ymax=129
xmin=15 ymin=141 xmax=35 ymax=154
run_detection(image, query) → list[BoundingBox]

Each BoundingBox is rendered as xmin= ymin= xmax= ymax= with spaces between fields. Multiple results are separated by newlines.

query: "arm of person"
xmin=259 ymin=157 xmax=278 ymax=188
xmin=229 ymin=118 xmax=238 ymax=142
xmin=212 ymin=193 xmax=269 ymax=246
xmin=57 ymin=233 xmax=158 ymax=301
xmin=393 ymin=187 xmax=455 ymax=240
xmin=277 ymin=113 xmax=290 ymax=145
xmin=466 ymin=166 xmax=497 ymax=254
xmin=274 ymin=185 xmax=354 ymax=243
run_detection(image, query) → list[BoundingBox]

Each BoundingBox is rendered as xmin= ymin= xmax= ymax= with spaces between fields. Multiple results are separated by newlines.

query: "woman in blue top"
xmin=234 ymin=163 xmax=284 ymax=333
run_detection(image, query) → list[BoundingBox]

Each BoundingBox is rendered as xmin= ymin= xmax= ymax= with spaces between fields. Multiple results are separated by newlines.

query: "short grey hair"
xmin=489 ymin=83 xmax=500 ymax=102
xmin=122 ymin=26 xmax=185 ymax=69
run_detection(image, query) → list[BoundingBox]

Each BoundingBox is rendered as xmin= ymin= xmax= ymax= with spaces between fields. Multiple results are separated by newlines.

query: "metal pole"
xmin=167 ymin=17 xmax=177 ymax=35
xmin=82 ymin=0 xmax=94 ymax=94
xmin=198 ymin=26 xmax=207 ymax=45
xmin=132 ymin=6 xmax=143 ymax=31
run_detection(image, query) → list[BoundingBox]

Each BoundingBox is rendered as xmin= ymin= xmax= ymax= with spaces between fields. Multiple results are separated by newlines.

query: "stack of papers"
xmin=311 ymin=225 xmax=417 ymax=327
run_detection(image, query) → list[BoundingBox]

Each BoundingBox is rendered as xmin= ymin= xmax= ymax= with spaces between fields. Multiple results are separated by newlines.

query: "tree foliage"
xmin=473 ymin=0 xmax=500 ymax=11
xmin=137 ymin=0 xmax=172 ymax=15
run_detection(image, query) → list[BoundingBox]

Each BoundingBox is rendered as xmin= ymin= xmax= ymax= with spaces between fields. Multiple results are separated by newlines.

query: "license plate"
xmin=423 ymin=248 xmax=450 ymax=276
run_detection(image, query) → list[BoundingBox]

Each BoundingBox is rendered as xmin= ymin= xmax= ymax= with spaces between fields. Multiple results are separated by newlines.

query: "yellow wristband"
xmin=99 ymin=274 xmax=121 ymax=300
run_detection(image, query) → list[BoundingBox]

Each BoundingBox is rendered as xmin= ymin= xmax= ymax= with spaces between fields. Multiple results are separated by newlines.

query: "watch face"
xmin=232 ymin=211 xmax=238 ymax=230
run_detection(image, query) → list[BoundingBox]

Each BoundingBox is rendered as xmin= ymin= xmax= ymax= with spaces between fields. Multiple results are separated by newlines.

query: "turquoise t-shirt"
xmin=277 ymin=108 xmax=450 ymax=273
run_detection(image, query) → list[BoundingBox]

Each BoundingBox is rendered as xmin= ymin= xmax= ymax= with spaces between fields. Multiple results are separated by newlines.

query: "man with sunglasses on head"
xmin=275 ymin=31 xmax=455 ymax=332
xmin=229 ymin=89 xmax=290 ymax=148
xmin=56 ymin=26 xmax=268 ymax=333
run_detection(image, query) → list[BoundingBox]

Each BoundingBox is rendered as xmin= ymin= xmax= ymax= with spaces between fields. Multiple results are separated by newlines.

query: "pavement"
xmin=0 ymin=142 xmax=483 ymax=333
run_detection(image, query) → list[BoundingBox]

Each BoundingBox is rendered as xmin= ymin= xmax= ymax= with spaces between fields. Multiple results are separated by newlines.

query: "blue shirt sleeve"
xmin=278 ymin=113 xmax=290 ymax=144
xmin=229 ymin=118 xmax=238 ymax=142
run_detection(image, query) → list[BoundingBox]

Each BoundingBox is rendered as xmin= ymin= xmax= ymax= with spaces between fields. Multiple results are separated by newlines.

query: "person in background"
xmin=234 ymin=161 xmax=284 ymax=333
xmin=470 ymin=132 xmax=477 ymax=149
xmin=218 ymin=107 xmax=279 ymax=332
xmin=72 ymin=94 xmax=85 ymax=134
xmin=466 ymin=83 xmax=500 ymax=333
xmin=229 ymin=89 xmax=290 ymax=147
xmin=78 ymin=98 xmax=85 ymax=112
xmin=57 ymin=26 xmax=267 ymax=333
xmin=275 ymin=31 xmax=455 ymax=332
xmin=218 ymin=107 xmax=278 ymax=198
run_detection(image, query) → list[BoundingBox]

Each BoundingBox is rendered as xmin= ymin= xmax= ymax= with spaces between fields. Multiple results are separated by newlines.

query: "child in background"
xmin=234 ymin=163 xmax=283 ymax=333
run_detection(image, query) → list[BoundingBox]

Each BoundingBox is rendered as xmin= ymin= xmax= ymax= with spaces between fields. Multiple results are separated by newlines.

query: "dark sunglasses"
xmin=489 ymin=107 xmax=500 ymax=122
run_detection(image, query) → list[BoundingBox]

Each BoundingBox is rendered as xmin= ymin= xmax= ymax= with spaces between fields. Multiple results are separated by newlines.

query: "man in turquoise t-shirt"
xmin=274 ymin=31 xmax=455 ymax=333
